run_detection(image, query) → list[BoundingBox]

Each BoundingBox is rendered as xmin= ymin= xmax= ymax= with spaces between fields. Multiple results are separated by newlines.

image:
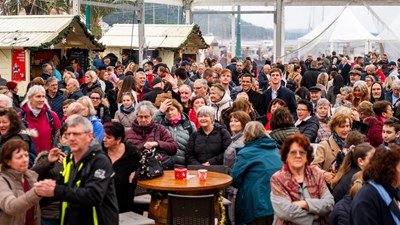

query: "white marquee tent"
xmin=297 ymin=7 xmax=378 ymax=59
xmin=377 ymin=15 xmax=400 ymax=60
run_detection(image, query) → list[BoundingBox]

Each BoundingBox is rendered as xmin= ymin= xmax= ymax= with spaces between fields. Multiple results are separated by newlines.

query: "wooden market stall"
xmin=0 ymin=15 xmax=105 ymax=96
xmin=99 ymin=24 xmax=209 ymax=68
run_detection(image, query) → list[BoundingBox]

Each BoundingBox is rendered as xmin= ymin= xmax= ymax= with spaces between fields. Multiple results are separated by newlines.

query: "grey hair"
xmin=213 ymin=63 xmax=222 ymax=70
xmin=21 ymin=85 xmax=49 ymax=108
xmin=135 ymin=101 xmax=157 ymax=116
xmin=68 ymin=78 xmax=80 ymax=88
xmin=77 ymin=96 xmax=97 ymax=116
xmin=66 ymin=115 xmax=93 ymax=133
xmin=86 ymin=70 xmax=98 ymax=82
xmin=317 ymin=98 xmax=330 ymax=107
xmin=243 ymin=121 xmax=268 ymax=144
xmin=179 ymin=84 xmax=192 ymax=92
xmin=194 ymin=79 xmax=208 ymax=88
xmin=42 ymin=63 xmax=51 ymax=72
xmin=196 ymin=105 xmax=216 ymax=121
xmin=392 ymin=80 xmax=400 ymax=89
xmin=340 ymin=86 xmax=352 ymax=95
xmin=45 ymin=76 xmax=58 ymax=85
xmin=198 ymin=62 xmax=205 ymax=68
xmin=136 ymin=71 xmax=146 ymax=77
xmin=0 ymin=94 xmax=13 ymax=108
xmin=353 ymin=80 xmax=367 ymax=90
xmin=334 ymin=105 xmax=353 ymax=115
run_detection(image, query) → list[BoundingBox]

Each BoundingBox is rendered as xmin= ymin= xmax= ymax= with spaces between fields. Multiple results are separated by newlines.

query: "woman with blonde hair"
xmin=232 ymin=121 xmax=282 ymax=225
xmin=124 ymin=62 xmax=138 ymax=74
xmin=317 ymin=72 xmax=329 ymax=98
xmin=77 ymin=96 xmax=104 ymax=141
xmin=351 ymin=81 xmax=370 ymax=109
xmin=383 ymin=75 xmax=396 ymax=92
xmin=116 ymin=75 xmax=138 ymax=106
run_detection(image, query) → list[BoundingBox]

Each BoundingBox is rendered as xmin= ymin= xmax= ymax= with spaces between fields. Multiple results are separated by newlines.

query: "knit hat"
xmin=152 ymin=77 xmax=163 ymax=86
xmin=6 ymin=81 xmax=17 ymax=90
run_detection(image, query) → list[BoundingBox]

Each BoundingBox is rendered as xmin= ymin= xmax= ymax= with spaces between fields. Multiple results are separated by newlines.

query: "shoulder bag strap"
xmin=369 ymin=181 xmax=400 ymax=223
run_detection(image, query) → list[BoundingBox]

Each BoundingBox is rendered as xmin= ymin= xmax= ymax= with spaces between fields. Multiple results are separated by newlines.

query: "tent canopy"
xmin=298 ymin=8 xmax=378 ymax=43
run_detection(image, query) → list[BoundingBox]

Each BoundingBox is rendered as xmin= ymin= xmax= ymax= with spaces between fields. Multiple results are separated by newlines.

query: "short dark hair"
xmin=373 ymin=100 xmax=391 ymax=117
xmin=281 ymin=134 xmax=313 ymax=162
xmin=267 ymin=98 xmax=287 ymax=113
xmin=384 ymin=117 xmax=400 ymax=132
xmin=297 ymin=99 xmax=313 ymax=113
xmin=155 ymin=57 xmax=162 ymax=62
xmin=1 ymin=139 xmax=28 ymax=170
xmin=0 ymin=108 xmax=23 ymax=139
xmin=270 ymin=108 xmax=294 ymax=130
xmin=175 ymin=68 xmax=187 ymax=80
xmin=203 ymin=68 xmax=213 ymax=79
xmin=270 ymin=68 xmax=282 ymax=76
xmin=103 ymin=122 xmax=125 ymax=141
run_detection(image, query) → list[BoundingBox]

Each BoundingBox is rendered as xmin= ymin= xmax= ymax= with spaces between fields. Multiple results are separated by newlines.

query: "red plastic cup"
xmin=174 ymin=168 xmax=187 ymax=179
xmin=198 ymin=169 xmax=207 ymax=181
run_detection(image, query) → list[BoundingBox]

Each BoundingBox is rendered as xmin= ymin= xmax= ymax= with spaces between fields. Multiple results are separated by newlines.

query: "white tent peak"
xmin=298 ymin=8 xmax=378 ymax=43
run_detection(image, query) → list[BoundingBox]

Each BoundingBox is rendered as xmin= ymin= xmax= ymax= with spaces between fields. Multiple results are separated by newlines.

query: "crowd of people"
xmin=0 ymin=51 xmax=400 ymax=225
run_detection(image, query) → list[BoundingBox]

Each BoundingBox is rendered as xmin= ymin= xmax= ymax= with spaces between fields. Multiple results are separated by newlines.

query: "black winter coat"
xmin=301 ymin=68 xmax=320 ymax=89
xmin=186 ymin=123 xmax=231 ymax=165
xmin=95 ymin=104 xmax=111 ymax=123
xmin=142 ymin=87 xmax=165 ymax=104
xmin=80 ymin=80 xmax=102 ymax=96
xmin=329 ymin=195 xmax=352 ymax=225
xmin=104 ymin=142 xmax=140 ymax=213
xmin=52 ymin=140 xmax=119 ymax=225
xmin=263 ymin=86 xmax=297 ymax=118
xmin=296 ymin=115 xmax=319 ymax=143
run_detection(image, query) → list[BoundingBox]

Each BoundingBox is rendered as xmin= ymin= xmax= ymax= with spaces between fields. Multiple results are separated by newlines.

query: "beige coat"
xmin=0 ymin=168 xmax=41 ymax=225
xmin=311 ymin=136 xmax=341 ymax=172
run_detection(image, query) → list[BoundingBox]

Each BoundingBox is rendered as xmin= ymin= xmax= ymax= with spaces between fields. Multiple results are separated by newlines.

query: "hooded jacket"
xmin=0 ymin=168 xmax=41 ymax=225
xmin=153 ymin=110 xmax=196 ymax=168
xmin=232 ymin=137 xmax=282 ymax=225
xmin=270 ymin=126 xmax=300 ymax=149
xmin=211 ymin=93 xmax=232 ymax=121
xmin=125 ymin=120 xmax=178 ymax=155
xmin=20 ymin=103 xmax=61 ymax=153
xmin=185 ymin=123 xmax=231 ymax=165
xmin=364 ymin=116 xmax=384 ymax=147
xmin=53 ymin=140 xmax=119 ymax=225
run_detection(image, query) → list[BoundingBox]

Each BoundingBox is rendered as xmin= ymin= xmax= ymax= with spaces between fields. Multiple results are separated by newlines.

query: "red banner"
xmin=11 ymin=50 xmax=26 ymax=81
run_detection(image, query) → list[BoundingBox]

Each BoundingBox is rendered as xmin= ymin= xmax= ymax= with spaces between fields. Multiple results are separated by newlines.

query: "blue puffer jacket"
xmin=232 ymin=136 xmax=282 ymax=225
xmin=88 ymin=115 xmax=104 ymax=141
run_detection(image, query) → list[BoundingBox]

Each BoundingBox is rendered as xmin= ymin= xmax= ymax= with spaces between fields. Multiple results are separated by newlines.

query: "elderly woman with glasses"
xmin=271 ymin=134 xmax=334 ymax=225
xmin=186 ymin=106 xmax=231 ymax=166
xmin=125 ymin=101 xmax=177 ymax=168
xmin=315 ymin=98 xmax=332 ymax=143
xmin=295 ymin=99 xmax=319 ymax=143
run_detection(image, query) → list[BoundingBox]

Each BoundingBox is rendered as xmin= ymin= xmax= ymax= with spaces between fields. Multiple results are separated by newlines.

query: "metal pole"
xmin=137 ymin=0 xmax=145 ymax=66
xmin=86 ymin=0 xmax=91 ymax=30
xmin=235 ymin=5 xmax=241 ymax=58
xmin=274 ymin=0 xmax=284 ymax=62
xmin=231 ymin=5 xmax=236 ymax=57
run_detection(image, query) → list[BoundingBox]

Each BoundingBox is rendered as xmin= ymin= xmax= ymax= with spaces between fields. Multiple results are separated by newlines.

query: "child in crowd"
xmin=107 ymin=66 xmax=119 ymax=87
xmin=382 ymin=117 xmax=400 ymax=147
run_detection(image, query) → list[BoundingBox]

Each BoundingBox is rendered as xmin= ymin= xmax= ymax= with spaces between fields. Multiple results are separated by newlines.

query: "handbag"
xmin=137 ymin=148 xmax=164 ymax=180
xmin=153 ymin=125 xmax=175 ymax=170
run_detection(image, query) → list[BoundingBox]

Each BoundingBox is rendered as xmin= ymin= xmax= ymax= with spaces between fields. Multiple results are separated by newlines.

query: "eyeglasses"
xmin=296 ymin=109 xmax=308 ymax=112
xmin=288 ymin=150 xmax=307 ymax=156
xmin=64 ymin=132 xmax=88 ymax=138
xmin=137 ymin=115 xmax=151 ymax=119
xmin=90 ymin=97 xmax=101 ymax=100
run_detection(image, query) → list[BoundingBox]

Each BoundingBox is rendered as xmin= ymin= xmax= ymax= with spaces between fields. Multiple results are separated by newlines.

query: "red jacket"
xmin=125 ymin=120 xmax=177 ymax=155
xmin=364 ymin=116 xmax=384 ymax=147
xmin=188 ymin=109 xmax=200 ymax=129
xmin=20 ymin=104 xmax=61 ymax=153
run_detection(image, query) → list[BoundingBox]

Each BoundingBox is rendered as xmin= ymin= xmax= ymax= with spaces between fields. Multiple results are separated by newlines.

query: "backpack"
xmin=20 ymin=109 xmax=55 ymax=140
xmin=286 ymin=74 xmax=298 ymax=92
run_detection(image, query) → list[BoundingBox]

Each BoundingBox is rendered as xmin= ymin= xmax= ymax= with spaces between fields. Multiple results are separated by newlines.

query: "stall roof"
xmin=0 ymin=15 xmax=104 ymax=50
xmin=100 ymin=24 xmax=209 ymax=50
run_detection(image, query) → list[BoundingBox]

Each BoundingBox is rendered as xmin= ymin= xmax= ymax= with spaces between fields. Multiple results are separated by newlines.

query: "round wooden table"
xmin=138 ymin=170 xmax=233 ymax=225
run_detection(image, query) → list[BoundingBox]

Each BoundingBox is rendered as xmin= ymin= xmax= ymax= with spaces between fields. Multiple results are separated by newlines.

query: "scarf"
xmin=120 ymin=104 xmax=135 ymax=114
xmin=332 ymin=131 xmax=345 ymax=150
xmin=167 ymin=114 xmax=182 ymax=127
xmin=28 ymin=102 xmax=41 ymax=117
xmin=271 ymin=164 xmax=328 ymax=225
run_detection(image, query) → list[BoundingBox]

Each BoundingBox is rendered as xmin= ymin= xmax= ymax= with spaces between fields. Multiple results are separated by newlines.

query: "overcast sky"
xmin=196 ymin=6 xmax=400 ymax=32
